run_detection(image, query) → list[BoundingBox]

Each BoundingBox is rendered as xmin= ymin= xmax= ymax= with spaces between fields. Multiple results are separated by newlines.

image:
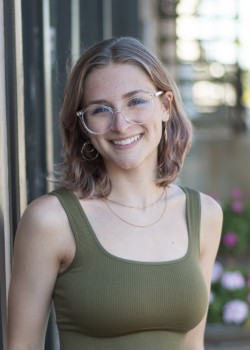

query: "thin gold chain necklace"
xmin=106 ymin=188 xmax=166 ymax=209
xmin=102 ymin=189 xmax=168 ymax=228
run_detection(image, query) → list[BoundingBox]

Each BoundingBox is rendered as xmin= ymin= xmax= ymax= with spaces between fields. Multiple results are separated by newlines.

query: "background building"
xmin=1 ymin=0 xmax=249 ymax=349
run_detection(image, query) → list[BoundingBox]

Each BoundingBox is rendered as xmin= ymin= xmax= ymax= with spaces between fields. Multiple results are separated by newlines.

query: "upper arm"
xmin=7 ymin=195 xmax=71 ymax=350
xmin=185 ymin=193 xmax=223 ymax=349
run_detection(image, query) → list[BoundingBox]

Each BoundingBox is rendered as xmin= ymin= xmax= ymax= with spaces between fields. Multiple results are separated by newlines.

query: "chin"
xmin=109 ymin=158 xmax=141 ymax=171
xmin=121 ymin=159 xmax=147 ymax=171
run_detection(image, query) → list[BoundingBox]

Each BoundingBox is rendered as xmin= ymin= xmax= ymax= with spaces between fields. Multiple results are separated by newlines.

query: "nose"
xmin=111 ymin=111 xmax=131 ymax=132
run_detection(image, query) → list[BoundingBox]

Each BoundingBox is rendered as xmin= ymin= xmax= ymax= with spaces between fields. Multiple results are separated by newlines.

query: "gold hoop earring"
xmin=164 ymin=122 xmax=168 ymax=143
xmin=167 ymin=96 xmax=172 ymax=117
xmin=81 ymin=141 xmax=99 ymax=161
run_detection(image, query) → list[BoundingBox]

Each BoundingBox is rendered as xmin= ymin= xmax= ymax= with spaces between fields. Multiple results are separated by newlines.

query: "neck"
xmin=106 ymin=169 xmax=163 ymax=209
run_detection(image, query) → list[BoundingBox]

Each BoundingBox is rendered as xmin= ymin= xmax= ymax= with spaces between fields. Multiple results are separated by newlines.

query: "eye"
xmin=127 ymin=95 xmax=149 ymax=107
xmin=89 ymin=105 xmax=111 ymax=115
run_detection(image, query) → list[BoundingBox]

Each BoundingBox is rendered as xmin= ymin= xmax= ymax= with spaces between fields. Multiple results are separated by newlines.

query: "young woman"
xmin=8 ymin=37 xmax=222 ymax=350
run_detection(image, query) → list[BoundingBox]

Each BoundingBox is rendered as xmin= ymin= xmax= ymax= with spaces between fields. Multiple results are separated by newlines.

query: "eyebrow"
xmin=86 ymin=89 xmax=149 ymax=107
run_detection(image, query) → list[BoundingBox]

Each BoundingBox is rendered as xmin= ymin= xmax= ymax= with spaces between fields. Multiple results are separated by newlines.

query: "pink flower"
xmin=231 ymin=188 xmax=243 ymax=200
xmin=223 ymin=232 xmax=238 ymax=247
xmin=221 ymin=271 xmax=245 ymax=290
xmin=223 ymin=300 xmax=249 ymax=324
xmin=231 ymin=200 xmax=244 ymax=213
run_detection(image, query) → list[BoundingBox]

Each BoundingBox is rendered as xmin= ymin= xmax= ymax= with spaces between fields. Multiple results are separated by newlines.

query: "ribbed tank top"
xmin=50 ymin=187 xmax=208 ymax=350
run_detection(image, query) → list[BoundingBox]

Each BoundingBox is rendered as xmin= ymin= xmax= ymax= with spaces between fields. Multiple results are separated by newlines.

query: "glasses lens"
xmin=83 ymin=105 xmax=113 ymax=134
xmin=123 ymin=93 xmax=154 ymax=124
xmin=80 ymin=93 xmax=156 ymax=134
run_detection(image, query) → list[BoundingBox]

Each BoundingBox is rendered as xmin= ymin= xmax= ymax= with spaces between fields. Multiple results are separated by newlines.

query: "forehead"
xmin=83 ymin=63 xmax=154 ymax=102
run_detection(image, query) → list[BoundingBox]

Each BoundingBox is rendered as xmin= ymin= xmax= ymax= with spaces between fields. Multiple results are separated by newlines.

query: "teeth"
xmin=113 ymin=135 xmax=140 ymax=146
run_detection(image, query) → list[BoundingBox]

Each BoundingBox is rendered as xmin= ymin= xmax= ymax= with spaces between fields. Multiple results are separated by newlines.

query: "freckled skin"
xmin=83 ymin=63 xmax=167 ymax=173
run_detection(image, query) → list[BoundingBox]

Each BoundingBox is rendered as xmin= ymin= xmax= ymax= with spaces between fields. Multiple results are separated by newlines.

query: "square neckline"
xmin=68 ymin=187 xmax=192 ymax=266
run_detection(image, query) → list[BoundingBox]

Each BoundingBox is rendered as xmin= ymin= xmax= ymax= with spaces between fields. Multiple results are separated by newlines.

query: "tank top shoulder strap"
xmin=49 ymin=187 xmax=92 ymax=255
xmin=180 ymin=186 xmax=201 ymax=258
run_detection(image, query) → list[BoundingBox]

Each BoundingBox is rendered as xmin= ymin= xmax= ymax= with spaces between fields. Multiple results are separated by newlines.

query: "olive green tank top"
xmin=50 ymin=187 xmax=208 ymax=350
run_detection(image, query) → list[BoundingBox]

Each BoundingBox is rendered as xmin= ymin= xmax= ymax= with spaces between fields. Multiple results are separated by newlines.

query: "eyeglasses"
xmin=76 ymin=91 xmax=163 ymax=135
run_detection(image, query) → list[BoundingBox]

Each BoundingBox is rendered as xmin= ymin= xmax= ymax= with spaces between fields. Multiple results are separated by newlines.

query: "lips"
xmin=111 ymin=134 xmax=141 ymax=146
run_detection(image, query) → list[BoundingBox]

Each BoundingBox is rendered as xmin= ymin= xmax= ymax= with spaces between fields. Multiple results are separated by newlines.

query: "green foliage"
xmin=208 ymin=189 xmax=250 ymax=326
xmin=220 ymin=203 xmax=250 ymax=256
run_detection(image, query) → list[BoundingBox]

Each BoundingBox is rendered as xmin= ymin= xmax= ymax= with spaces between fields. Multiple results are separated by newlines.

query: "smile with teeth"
xmin=112 ymin=134 xmax=141 ymax=146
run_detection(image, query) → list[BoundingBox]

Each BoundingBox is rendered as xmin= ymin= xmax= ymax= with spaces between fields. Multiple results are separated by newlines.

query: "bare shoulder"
xmin=199 ymin=192 xmax=223 ymax=226
xmin=8 ymin=194 xmax=73 ymax=348
xmin=199 ymin=192 xmax=223 ymax=255
xmin=20 ymin=193 xmax=66 ymax=227
xmin=14 ymin=193 xmax=73 ymax=265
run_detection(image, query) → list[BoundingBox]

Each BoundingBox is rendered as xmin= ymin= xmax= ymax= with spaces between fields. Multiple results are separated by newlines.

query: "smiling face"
xmin=82 ymin=63 xmax=169 ymax=173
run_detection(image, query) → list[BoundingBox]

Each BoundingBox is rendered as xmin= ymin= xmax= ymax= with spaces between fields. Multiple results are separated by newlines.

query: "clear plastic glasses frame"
xmin=76 ymin=91 xmax=163 ymax=135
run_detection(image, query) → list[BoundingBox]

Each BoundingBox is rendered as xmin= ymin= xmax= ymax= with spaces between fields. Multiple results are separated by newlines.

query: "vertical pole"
xmin=0 ymin=0 xmax=26 ymax=347
xmin=102 ymin=0 xmax=112 ymax=39
xmin=14 ymin=0 xmax=27 ymax=215
xmin=0 ymin=0 xmax=11 ymax=345
xmin=43 ymin=0 xmax=54 ymax=192
xmin=71 ymin=0 xmax=80 ymax=63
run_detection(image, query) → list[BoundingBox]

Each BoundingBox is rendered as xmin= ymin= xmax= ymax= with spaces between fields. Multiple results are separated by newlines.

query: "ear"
xmin=161 ymin=91 xmax=173 ymax=122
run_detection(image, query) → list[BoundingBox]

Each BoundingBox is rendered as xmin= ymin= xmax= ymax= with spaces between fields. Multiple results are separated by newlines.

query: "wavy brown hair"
xmin=57 ymin=37 xmax=192 ymax=198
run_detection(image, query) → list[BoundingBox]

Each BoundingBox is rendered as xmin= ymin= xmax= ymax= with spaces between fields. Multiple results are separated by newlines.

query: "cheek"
xmin=157 ymin=124 xmax=164 ymax=144
xmin=89 ymin=137 xmax=110 ymax=160
xmin=88 ymin=136 xmax=102 ymax=151
xmin=152 ymin=114 xmax=164 ymax=137
xmin=155 ymin=120 xmax=164 ymax=146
